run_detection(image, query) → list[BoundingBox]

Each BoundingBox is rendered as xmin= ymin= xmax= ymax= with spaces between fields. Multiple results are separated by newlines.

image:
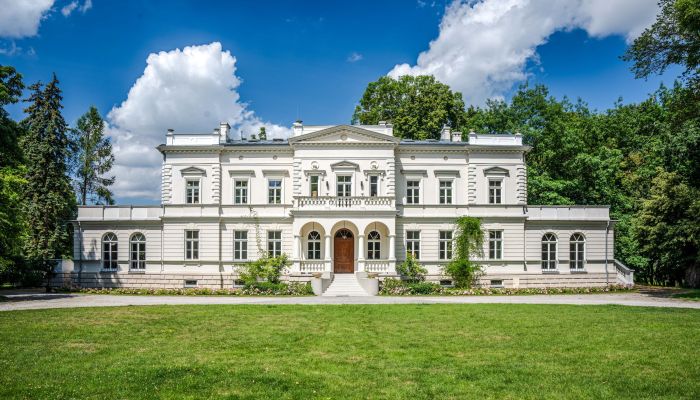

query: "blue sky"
xmin=0 ymin=0 xmax=675 ymax=203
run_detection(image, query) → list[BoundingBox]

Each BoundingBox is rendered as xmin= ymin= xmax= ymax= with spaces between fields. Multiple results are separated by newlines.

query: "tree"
xmin=21 ymin=74 xmax=76 ymax=289
xmin=352 ymin=75 xmax=467 ymax=140
xmin=258 ymin=126 xmax=267 ymax=141
xmin=71 ymin=106 xmax=115 ymax=205
xmin=444 ymin=216 xmax=484 ymax=288
xmin=623 ymin=0 xmax=700 ymax=84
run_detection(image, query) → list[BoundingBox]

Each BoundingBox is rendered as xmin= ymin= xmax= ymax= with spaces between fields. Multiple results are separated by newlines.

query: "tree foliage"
xmin=396 ymin=252 xmax=427 ymax=282
xmin=444 ymin=216 xmax=483 ymax=288
xmin=352 ymin=75 xmax=467 ymax=140
xmin=71 ymin=106 xmax=115 ymax=205
xmin=238 ymin=254 xmax=290 ymax=285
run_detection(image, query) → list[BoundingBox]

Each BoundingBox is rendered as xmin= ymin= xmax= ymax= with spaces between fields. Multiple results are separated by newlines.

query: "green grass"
xmin=673 ymin=289 xmax=700 ymax=300
xmin=1 ymin=305 xmax=698 ymax=399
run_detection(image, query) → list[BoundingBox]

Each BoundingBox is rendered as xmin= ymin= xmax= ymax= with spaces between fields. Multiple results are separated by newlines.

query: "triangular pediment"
xmin=180 ymin=166 xmax=207 ymax=176
xmin=288 ymin=125 xmax=399 ymax=145
xmin=330 ymin=160 xmax=360 ymax=170
xmin=483 ymin=166 xmax=510 ymax=176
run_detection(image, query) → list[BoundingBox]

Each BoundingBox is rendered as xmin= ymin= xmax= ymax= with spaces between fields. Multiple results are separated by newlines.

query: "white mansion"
xmin=56 ymin=122 xmax=634 ymax=293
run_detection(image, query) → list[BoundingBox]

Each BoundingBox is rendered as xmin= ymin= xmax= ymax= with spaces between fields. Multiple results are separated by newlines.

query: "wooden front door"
xmin=333 ymin=229 xmax=354 ymax=273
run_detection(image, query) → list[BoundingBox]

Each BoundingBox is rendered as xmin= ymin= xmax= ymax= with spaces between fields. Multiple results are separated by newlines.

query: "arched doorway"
xmin=333 ymin=228 xmax=354 ymax=273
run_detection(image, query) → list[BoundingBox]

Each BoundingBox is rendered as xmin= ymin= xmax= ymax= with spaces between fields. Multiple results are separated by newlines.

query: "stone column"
xmin=358 ymin=234 xmax=365 ymax=271
xmin=389 ymin=234 xmax=396 ymax=260
xmin=293 ymin=235 xmax=300 ymax=259
xmin=324 ymin=234 xmax=331 ymax=272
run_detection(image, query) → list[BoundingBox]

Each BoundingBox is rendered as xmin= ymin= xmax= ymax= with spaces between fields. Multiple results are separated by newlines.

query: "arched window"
xmin=367 ymin=231 xmax=381 ymax=260
xmin=130 ymin=233 xmax=146 ymax=270
xmin=102 ymin=233 xmax=118 ymax=270
xmin=569 ymin=233 xmax=585 ymax=270
xmin=541 ymin=233 xmax=557 ymax=270
xmin=307 ymin=231 xmax=321 ymax=260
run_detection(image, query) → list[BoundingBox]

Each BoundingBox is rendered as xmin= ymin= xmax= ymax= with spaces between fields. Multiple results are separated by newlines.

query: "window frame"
xmin=234 ymin=179 xmax=249 ymax=205
xmin=267 ymin=230 xmax=282 ymax=258
xmin=488 ymin=178 xmax=503 ymax=204
xmin=369 ymin=175 xmax=379 ymax=197
xmin=233 ymin=230 xmax=248 ymax=261
xmin=367 ymin=231 xmax=381 ymax=260
xmin=309 ymin=175 xmax=320 ymax=197
xmin=185 ymin=230 xmax=199 ymax=260
xmin=307 ymin=231 xmax=321 ymax=260
xmin=406 ymin=230 xmax=421 ymax=259
xmin=439 ymin=230 xmax=453 ymax=260
xmin=488 ymin=230 xmax=503 ymax=260
xmin=336 ymin=174 xmax=352 ymax=197
xmin=102 ymin=232 xmax=118 ymax=270
xmin=267 ymin=178 xmax=282 ymax=204
xmin=406 ymin=179 xmax=420 ymax=204
xmin=185 ymin=178 xmax=201 ymax=204
xmin=439 ymin=179 xmax=453 ymax=204
xmin=129 ymin=233 xmax=146 ymax=270
xmin=541 ymin=233 xmax=558 ymax=270
xmin=569 ymin=233 xmax=586 ymax=270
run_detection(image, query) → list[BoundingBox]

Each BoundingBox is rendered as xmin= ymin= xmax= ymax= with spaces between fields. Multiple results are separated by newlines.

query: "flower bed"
xmin=379 ymin=278 xmax=634 ymax=296
xmin=59 ymin=282 xmax=313 ymax=296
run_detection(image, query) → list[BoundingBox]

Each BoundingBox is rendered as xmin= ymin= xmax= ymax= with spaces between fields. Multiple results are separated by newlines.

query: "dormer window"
xmin=489 ymin=180 xmax=502 ymax=204
xmin=186 ymin=179 xmax=200 ymax=204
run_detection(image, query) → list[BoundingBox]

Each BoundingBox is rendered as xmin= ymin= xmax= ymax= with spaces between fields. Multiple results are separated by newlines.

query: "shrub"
xmin=443 ymin=216 xmax=484 ymax=288
xmin=379 ymin=280 xmax=634 ymax=296
xmin=238 ymin=254 xmax=290 ymax=285
xmin=444 ymin=259 xmax=482 ymax=289
xmin=396 ymin=253 xmax=427 ymax=282
xmin=59 ymin=281 xmax=314 ymax=296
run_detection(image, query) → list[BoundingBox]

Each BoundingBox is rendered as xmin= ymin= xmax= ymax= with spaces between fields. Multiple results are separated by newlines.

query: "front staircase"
xmin=322 ymin=274 xmax=370 ymax=297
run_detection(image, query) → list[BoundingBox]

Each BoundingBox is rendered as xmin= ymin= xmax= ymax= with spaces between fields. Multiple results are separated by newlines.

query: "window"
xmin=489 ymin=180 xmax=502 ymax=204
xmin=570 ymin=233 xmax=585 ymax=270
xmin=336 ymin=175 xmax=351 ymax=197
xmin=488 ymin=231 xmax=503 ymax=260
xmin=267 ymin=231 xmax=282 ymax=257
xmin=439 ymin=180 xmax=453 ymax=204
xmin=439 ymin=231 xmax=453 ymax=260
xmin=367 ymin=231 xmax=381 ymax=260
xmin=102 ymin=232 xmax=118 ymax=270
xmin=185 ymin=230 xmax=199 ymax=260
xmin=268 ymin=179 xmax=282 ymax=204
xmin=406 ymin=230 xmax=420 ymax=259
xmin=406 ymin=180 xmax=420 ymax=204
xmin=186 ymin=179 xmax=200 ymax=204
xmin=541 ymin=233 xmax=557 ymax=270
xmin=234 ymin=231 xmax=248 ymax=261
xmin=129 ymin=233 xmax=146 ymax=270
xmin=307 ymin=231 xmax=321 ymax=260
xmin=184 ymin=280 xmax=198 ymax=288
xmin=369 ymin=175 xmax=379 ymax=197
xmin=310 ymin=175 xmax=319 ymax=197
xmin=234 ymin=179 xmax=248 ymax=204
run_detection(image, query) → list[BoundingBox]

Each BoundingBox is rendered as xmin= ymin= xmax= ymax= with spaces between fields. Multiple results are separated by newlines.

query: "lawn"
xmin=0 ymin=305 xmax=698 ymax=399
xmin=673 ymin=289 xmax=700 ymax=300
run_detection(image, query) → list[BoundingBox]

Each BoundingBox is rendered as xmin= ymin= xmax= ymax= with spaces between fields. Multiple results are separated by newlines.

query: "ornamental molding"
xmin=483 ymin=166 xmax=510 ymax=176
xmin=180 ymin=166 xmax=207 ymax=177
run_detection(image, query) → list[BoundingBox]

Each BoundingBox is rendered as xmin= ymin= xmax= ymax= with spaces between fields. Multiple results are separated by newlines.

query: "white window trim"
xmin=335 ymin=173 xmax=353 ymax=197
xmin=368 ymin=174 xmax=380 ymax=197
xmin=184 ymin=230 xmax=199 ymax=261
xmin=541 ymin=233 xmax=558 ymax=271
xmin=488 ymin=178 xmax=504 ymax=205
xmin=438 ymin=178 xmax=454 ymax=205
xmin=438 ymin=230 xmax=453 ymax=260
xmin=233 ymin=230 xmax=248 ymax=261
xmin=488 ymin=230 xmax=503 ymax=260
xmin=266 ymin=177 xmax=283 ymax=204
xmin=406 ymin=179 xmax=421 ymax=205
xmin=406 ymin=230 xmax=421 ymax=259
xmin=569 ymin=233 xmax=586 ymax=271
xmin=185 ymin=178 xmax=202 ymax=204
xmin=234 ymin=178 xmax=250 ymax=205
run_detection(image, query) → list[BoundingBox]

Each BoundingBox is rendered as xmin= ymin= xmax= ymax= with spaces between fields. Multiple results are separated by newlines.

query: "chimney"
xmin=378 ymin=120 xmax=393 ymax=136
xmin=467 ymin=129 xmax=477 ymax=143
xmin=166 ymin=128 xmax=174 ymax=145
xmin=452 ymin=130 xmax=463 ymax=142
xmin=440 ymin=125 xmax=452 ymax=141
xmin=219 ymin=122 xmax=231 ymax=143
xmin=293 ymin=120 xmax=303 ymax=136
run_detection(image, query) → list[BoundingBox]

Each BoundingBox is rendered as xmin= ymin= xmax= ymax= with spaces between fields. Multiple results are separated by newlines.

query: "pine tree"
xmin=21 ymin=74 xmax=75 ymax=288
xmin=71 ymin=106 xmax=115 ymax=205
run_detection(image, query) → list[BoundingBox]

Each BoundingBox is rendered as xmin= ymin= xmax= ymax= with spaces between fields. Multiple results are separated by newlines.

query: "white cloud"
xmin=107 ymin=42 xmax=291 ymax=201
xmin=0 ymin=0 xmax=54 ymax=38
xmin=388 ymin=0 xmax=660 ymax=106
xmin=347 ymin=52 xmax=363 ymax=63
xmin=80 ymin=0 xmax=92 ymax=13
xmin=61 ymin=1 xmax=77 ymax=17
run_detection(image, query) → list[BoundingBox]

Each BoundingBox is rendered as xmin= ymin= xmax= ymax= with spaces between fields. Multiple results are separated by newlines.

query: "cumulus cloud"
xmin=106 ymin=42 xmax=291 ymax=201
xmin=0 ymin=0 xmax=54 ymax=38
xmin=388 ymin=0 xmax=660 ymax=106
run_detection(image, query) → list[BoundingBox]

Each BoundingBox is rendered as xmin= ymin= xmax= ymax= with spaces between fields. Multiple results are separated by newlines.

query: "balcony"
xmin=294 ymin=196 xmax=395 ymax=211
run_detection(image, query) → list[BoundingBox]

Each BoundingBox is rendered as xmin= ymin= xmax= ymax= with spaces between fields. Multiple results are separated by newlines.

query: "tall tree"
xmin=352 ymin=75 xmax=467 ymax=140
xmin=71 ymin=106 xmax=115 ymax=205
xmin=258 ymin=126 xmax=267 ymax=141
xmin=0 ymin=65 xmax=25 ymax=281
xmin=21 ymin=74 xmax=75 ymax=288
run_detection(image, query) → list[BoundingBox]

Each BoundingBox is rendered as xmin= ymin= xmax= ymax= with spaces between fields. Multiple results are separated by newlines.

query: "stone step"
xmin=322 ymin=274 xmax=370 ymax=297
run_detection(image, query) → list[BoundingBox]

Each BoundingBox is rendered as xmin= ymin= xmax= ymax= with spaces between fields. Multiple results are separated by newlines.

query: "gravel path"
xmin=1 ymin=291 xmax=698 ymax=311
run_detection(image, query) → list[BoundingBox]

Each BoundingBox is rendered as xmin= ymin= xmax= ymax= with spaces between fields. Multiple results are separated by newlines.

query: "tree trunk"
xmin=685 ymin=264 xmax=700 ymax=288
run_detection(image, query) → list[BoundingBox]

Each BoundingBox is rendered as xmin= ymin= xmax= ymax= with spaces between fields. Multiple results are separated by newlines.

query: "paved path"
xmin=1 ymin=291 xmax=698 ymax=311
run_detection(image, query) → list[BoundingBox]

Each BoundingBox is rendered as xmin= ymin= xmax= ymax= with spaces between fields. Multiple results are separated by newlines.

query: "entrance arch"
xmin=333 ymin=229 xmax=354 ymax=273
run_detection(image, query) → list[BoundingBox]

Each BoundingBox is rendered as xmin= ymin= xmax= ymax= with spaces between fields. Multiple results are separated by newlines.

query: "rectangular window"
xmin=234 ymin=231 xmax=248 ymax=261
xmin=439 ymin=180 xmax=453 ymax=204
xmin=489 ymin=180 xmax=502 ymax=204
xmin=234 ymin=179 xmax=248 ymax=204
xmin=406 ymin=230 xmax=420 ymax=259
xmin=268 ymin=179 xmax=282 ymax=204
xmin=489 ymin=231 xmax=503 ymax=260
xmin=570 ymin=238 xmax=585 ymax=270
xmin=369 ymin=175 xmax=379 ymax=197
xmin=185 ymin=230 xmax=199 ymax=260
xmin=267 ymin=231 xmax=282 ymax=257
xmin=336 ymin=175 xmax=352 ymax=197
xmin=439 ymin=231 xmax=453 ymax=260
xmin=406 ymin=180 xmax=420 ymax=204
xmin=186 ymin=179 xmax=200 ymax=204
xmin=310 ymin=175 xmax=319 ymax=197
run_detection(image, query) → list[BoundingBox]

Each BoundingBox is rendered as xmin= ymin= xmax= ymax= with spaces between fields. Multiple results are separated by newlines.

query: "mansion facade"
xmin=56 ymin=122 xmax=634 ymax=293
